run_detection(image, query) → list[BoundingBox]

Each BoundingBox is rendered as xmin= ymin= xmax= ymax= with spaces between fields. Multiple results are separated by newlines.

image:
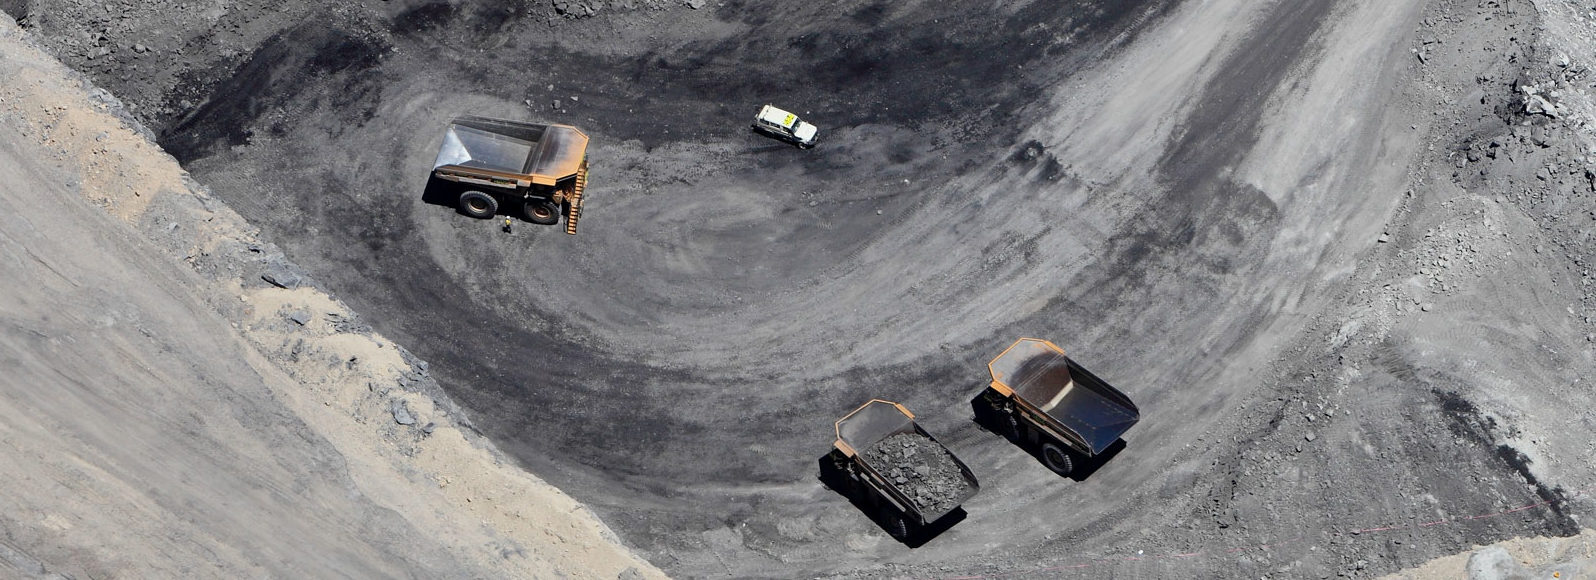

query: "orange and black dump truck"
xmin=823 ymin=400 xmax=980 ymax=540
xmin=431 ymin=116 xmax=590 ymax=234
xmin=978 ymin=338 xmax=1140 ymax=476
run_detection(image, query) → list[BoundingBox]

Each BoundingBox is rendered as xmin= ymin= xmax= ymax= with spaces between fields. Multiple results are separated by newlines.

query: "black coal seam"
xmin=465 ymin=0 xmax=1184 ymax=151
xmin=1157 ymin=0 xmax=1339 ymax=187
xmin=1431 ymin=388 xmax=1579 ymax=535
xmin=990 ymin=0 xmax=1340 ymax=356
xmin=158 ymin=22 xmax=389 ymax=164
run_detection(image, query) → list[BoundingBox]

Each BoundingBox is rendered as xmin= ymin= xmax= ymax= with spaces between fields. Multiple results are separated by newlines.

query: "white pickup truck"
xmin=752 ymin=104 xmax=818 ymax=148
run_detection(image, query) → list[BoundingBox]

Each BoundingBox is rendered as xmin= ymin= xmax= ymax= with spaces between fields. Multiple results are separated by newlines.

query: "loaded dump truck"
xmin=978 ymin=338 xmax=1140 ymax=477
xmin=822 ymin=399 xmax=979 ymax=539
xmin=431 ymin=116 xmax=590 ymax=234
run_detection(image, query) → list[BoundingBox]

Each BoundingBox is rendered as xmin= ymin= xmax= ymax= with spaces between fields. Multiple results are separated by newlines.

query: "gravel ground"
xmin=6 ymin=0 xmax=1596 ymax=577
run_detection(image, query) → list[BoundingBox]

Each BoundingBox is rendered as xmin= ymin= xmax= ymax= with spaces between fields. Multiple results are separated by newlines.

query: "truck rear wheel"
xmin=1040 ymin=442 xmax=1074 ymax=476
xmin=458 ymin=191 xmax=497 ymax=219
xmin=524 ymin=199 xmax=560 ymax=225
xmin=881 ymin=508 xmax=910 ymax=540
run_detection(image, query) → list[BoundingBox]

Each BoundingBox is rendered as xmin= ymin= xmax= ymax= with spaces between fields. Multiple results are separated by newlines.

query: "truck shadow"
xmin=422 ymin=176 xmax=558 ymax=226
xmin=969 ymin=396 xmax=1127 ymax=482
xmin=420 ymin=176 xmax=494 ymax=218
xmin=815 ymin=454 xmax=966 ymax=547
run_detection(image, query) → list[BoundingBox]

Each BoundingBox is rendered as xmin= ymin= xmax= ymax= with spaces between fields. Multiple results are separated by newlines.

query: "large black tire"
xmin=458 ymin=191 xmax=497 ymax=219
xmin=881 ymin=508 xmax=910 ymax=540
xmin=1041 ymin=442 xmax=1075 ymax=477
xmin=524 ymin=199 xmax=560 ymax=225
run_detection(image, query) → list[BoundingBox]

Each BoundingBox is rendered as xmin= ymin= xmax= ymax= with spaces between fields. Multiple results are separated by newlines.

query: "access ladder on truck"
xmin=564 ymin=159 xmax=587 ymax=235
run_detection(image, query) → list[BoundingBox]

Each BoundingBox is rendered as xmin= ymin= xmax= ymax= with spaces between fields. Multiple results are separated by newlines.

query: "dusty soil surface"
xmin=0 ymin=15 xmax=661 ymax=579
xmin=8 ymin=0 xmax=1596 ymax=577
xmin=859 ymin=432 xmax=972 ymax=518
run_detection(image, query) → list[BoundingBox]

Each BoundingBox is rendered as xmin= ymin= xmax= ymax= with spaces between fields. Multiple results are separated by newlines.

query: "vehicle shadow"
xmin=420 ymin=176 xmax=487 ymax=218
xmin=743 ymin=140 xmax=805 ymax=155
xmin=422 ymin=176 xmax=558 ymax=225
xmin=816 ymin=453 xmax=966 ymax=547
xmin=968 ymin=394 xmax=1127 ymax=482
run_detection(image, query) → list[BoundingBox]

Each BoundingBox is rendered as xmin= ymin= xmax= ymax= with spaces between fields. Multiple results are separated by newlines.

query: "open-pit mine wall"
xmin=0 ymin=14 xmax=660 ymax=579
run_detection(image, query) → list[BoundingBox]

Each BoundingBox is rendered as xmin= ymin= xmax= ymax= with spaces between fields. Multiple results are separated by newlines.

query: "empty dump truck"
xmin=978 ymin=338 xmax=1140 ymax=476
xmin=823 ymin=399 xmax=979 ymax=539
xmin=431 ymin=116 xmax=590 ymax=234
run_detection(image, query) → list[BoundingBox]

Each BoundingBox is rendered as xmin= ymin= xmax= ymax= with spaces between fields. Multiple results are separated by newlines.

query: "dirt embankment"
xmin=0 ymin=13 xmax=661 ymax=579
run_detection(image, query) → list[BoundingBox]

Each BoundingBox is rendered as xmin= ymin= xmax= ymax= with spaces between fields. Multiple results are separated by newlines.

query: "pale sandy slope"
xmin=0 ymin=14 xmax=662 ymax=579
xmin=1384 ymin=528 xmax=1596 ymax=579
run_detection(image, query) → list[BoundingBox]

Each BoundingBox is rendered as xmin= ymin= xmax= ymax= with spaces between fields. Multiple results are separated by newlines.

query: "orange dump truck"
xmin=823 ymin=399 xmax=979 ymax=539
xmin=431 ymin=116 xmax=590 ymax=234
xmin=978 ymin=338 xmax=1140 ymax=476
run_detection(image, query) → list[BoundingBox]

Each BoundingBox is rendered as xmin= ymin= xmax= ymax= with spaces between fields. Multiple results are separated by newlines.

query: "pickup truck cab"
xmin=752 ymin=104 xmax=818 ymax=148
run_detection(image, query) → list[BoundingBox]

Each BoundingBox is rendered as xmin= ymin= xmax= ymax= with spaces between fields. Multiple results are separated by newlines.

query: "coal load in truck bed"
xmin=859 ymin=432 xmax=971 ymax=517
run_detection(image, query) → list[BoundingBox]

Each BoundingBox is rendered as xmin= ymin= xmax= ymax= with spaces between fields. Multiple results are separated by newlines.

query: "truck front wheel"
xmin=524 ymin=199 xmax=561 ymax=225
xmin=459 ymin=191 xmax=498 ymax=219
xmin=1040 ymin=442 xmax=1074 ymax=477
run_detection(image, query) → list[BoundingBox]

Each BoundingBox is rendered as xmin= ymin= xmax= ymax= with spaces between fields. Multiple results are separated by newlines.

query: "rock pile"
xmin=859 ymin=432 xmax=972 ymax=518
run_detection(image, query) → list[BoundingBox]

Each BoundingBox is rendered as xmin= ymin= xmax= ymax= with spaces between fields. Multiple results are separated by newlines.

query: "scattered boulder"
xmin=1465 ymin=546 xmax=1531 ymax=580
xmin=391 ymin=399 xmax=416 ymax=425
xmin=859 ymin=432 xmax=973 ymax=517
xmin=552 ymin=0 xmax=598 ymax=17
xmin=261 ymin=263 xmax=303 ymax=289
xmin=1524 ymin=95 xmax=1558 ymax=117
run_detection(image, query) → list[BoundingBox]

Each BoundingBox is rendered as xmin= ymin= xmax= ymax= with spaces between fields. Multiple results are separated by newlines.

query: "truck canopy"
xmin=433 ymin=116 xmax=589 ymax=186
xmin=835 ymin=399 xmax=917 ymax=457
xmin=988 ymin=338 xmax=1140 ymax=455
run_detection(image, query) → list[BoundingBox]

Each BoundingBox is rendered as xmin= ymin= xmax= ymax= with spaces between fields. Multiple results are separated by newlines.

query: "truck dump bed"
xmin=432 ymin=116 xmax=588 ymax=186
xmin=988 ymin=338 xmax=1140 ymax=456
xmin=834 ymin=400 xmax=979 ymax=523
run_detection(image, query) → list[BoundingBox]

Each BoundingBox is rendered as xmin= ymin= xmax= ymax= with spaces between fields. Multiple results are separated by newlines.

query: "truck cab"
xmin=752 ymin=104 xmax=818 ymax=148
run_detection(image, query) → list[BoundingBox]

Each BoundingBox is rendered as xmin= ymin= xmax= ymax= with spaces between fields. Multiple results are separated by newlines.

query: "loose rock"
xmin=391 ymin=399 xmax=416 ymax=425
xmin=858 ymin=432 xmax=972 ymax=517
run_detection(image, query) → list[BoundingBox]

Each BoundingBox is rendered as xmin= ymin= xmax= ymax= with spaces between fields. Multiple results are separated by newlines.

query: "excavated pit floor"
xmin=13 ymin=0 xmax=1596 ymax=576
